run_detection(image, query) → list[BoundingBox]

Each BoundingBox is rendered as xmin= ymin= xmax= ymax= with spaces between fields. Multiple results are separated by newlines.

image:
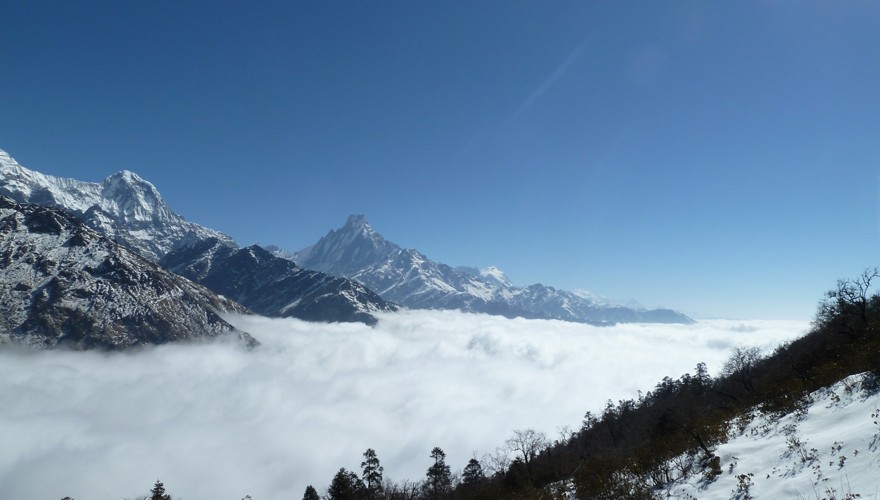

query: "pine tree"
xmin=150 ymin=480 xmax=172 ymax=500
xmin=360 ymin=448 xmax=384 ymax=497
xmin=461 ymin=458 xmax=485 ymax=485
xmin=423 ymin=447 xmax=452 ymax=498
xmin=327 ymin=468 xmax=362 ymax=500
xmin=302 ymin=485 xmax=320 ymax=500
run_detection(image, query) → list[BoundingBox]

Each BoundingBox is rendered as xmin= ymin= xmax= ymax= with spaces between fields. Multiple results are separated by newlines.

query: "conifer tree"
xmin=461 ymin=458 xmax=485 ymax=485
xmin=302 ymin=484 xmax=320 ymax=500
xmin=360 ymin=448 xmax=384 ymax=497
xmin=327 ymin=468 xmax=362 ymax=500
xmin=150 ymin=480 xmax=172 ymax=500
xmin=423 ymin=447 xmax=452 ymax=498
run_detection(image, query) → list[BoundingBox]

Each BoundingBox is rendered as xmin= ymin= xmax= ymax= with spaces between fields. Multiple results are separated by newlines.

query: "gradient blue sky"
xmin=2 ymin=1 xmax=879 ymax=320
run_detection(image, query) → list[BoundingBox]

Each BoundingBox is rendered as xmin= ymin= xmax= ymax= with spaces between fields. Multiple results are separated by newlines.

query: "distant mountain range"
xmin=0 ymin=196 xmax=256 ymax=349
xmin=0 ymin=148 xmax=396 ymax=349
xmin=0 ymin=146 xmax=691 ymax=350
xmin=162 ymin=238 xmax=396 ymax=326
xmin=291 ymin=215 xmax=692 ymax=325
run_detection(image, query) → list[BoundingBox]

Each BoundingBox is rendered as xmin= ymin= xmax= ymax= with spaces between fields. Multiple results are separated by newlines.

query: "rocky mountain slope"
xmin=293 ymin=215 xmax=692 ymax=324
xmin=162 ymin=238 xmax=397 ymax=326
xmin=0 ymin=148 xmax=395 ymax=326
xmin=0 ymin=197 xmax=256 ymax=349
xmin=0 ymin=149 xmax=234 ymax=261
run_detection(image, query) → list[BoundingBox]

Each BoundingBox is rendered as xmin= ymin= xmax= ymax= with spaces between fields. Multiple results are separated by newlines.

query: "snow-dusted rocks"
xmin=0 ymin=149 xmax=234 ymax=261
xmin=292 ymin=214 xmax=692 ymax=325
xmin=660 ymin=373 xmax=880 ymax=499
xmin=162 ymin=238 xmax=398 ymax=326
xmin=0 ymin=197 xmax=256 ymax=349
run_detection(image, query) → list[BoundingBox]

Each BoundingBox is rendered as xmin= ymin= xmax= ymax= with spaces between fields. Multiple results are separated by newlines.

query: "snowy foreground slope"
xmin=660 ymin=373 xmax=880 ymax=499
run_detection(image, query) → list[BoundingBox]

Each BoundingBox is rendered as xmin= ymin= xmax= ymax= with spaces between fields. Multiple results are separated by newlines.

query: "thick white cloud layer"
xmin=0 ymin=311 xmax=808 ymax=499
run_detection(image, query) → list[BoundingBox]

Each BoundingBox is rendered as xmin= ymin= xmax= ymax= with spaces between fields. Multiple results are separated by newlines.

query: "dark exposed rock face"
xmin=162 ymin=239 xmax=398 ymax=326
xmin=0 ymin=197 xmax=257 ymax=350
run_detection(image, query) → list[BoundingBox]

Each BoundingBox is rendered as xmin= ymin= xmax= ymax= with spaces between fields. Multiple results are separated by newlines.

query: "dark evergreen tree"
xmin=461 ymin=458 xmax=485 ymax=485
xmin=150 ymin=480 xmax=172 ymax=500
xmin=360 ymin=448 xmax=384 ymax=497
xmin=302 ymin=485 xmax=320 ymax=500
xmin=327 ymin=468 xmax=362 ymax=500
xmin=423 ymin=447 xmax=452 ymax=498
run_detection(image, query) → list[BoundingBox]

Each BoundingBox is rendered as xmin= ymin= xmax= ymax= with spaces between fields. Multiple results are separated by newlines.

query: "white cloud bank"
xmin=0 ymin=310 xmax=808 ymax=499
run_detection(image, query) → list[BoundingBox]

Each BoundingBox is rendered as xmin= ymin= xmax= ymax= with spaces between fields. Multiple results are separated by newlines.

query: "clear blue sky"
xmin=2 ymin=1 xmax=879 ymax=320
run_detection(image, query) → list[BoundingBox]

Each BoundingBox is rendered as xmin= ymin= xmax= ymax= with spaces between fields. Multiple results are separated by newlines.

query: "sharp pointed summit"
xmin=293 ymin=215 xmax=693 ymax=325
xmin=345 ymin=213 xmax=371 ymax=229
xmin=295 ymin=214 xmax=396 ymax=274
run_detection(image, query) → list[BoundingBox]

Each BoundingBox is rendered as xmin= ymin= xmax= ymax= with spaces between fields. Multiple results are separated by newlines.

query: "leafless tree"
xmin=816 ymin=267 xmax=879 ymax=337
xmin=721 ymin=346 xmax=762 ymax=392
xmin=506 ymin=428 xmax=549 ymax=479
xmin=482 ymin=446 xmax=511 ymax=477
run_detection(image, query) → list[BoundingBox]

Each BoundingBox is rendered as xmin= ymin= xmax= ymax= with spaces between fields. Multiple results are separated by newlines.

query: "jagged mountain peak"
xmin=345 ymin=213 xmax=370 ymax=229
xmin=162 ymin=239 xmax=397 ymax=325
xmin=338 ymin=213 xmax=386 ymax=245
xmin=295 ymin=215 xmax=693 ymax=325
xmin=0 ymin=149 xmax=235 ymax=260
xmin=102 ymin=170 xmax=160 ymax=198
xmin=480 ymin=266 xmax=512 ymax=287
xmin=100 ymin=170 xmax=170 ymax=223
xmin=294 ymin=214 xmax=396 ymax=273
xmin=106 ymin=169 xmax=147 ymax=182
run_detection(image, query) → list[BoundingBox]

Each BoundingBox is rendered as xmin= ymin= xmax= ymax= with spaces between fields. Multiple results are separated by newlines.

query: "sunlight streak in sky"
xmin=506 ymin=38 xmax=589 ymax=124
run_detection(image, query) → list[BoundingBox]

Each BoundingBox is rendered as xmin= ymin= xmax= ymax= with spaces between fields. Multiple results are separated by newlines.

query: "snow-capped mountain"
xmin=292 ymin=214 xmax=692 ymax=325
xmin=0 ymin=148 xmax=396 ymax=326
xmin=0 ymin=149 xmax=234 ymax=261
xmin=162 ymin=238 xmax=398 ymax=326
xmin=0 ymin=196 xmax=256 ymax=350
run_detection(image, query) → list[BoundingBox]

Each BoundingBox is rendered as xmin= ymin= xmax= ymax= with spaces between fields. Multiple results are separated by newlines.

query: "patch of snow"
xmin=660 ymin=373 xmax=880 ymax=499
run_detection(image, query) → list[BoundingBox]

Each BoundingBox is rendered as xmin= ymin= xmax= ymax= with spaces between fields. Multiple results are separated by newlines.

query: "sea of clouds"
xmin=0 ymin=310 xmax=808 ymax=499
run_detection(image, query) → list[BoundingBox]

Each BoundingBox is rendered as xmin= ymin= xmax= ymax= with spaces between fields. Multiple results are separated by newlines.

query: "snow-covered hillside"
xmin=661 ymin=373 xmax=880 ymax=499
xmin=0 ymin=149 xmax=234 ymax=260
xmin=291 ymin=214 xmax=692 ymax=325
xmin=0 ymin=196 xmax=255 ymax=349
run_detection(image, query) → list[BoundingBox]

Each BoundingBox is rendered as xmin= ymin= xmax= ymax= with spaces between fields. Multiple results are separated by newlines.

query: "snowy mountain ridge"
xmin=290 ymin=215 xmax=692 ymax=325
xmin=162 ymin=238 xmax=398 ymax=326
xmin=0 ymin=148 xmax=395 ymax=326
xmin=0 ymin=149 xmax=234 ymax=260
xmin=0 ymin=196 xmax=256 ymax=349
